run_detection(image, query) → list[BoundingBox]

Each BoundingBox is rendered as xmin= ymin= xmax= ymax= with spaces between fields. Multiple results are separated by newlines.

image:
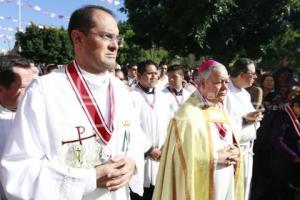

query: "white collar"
xmin=78 ymin=65 xmax=110 ymax=91
xmin=229 ymin=79 xmax=243 ymax=93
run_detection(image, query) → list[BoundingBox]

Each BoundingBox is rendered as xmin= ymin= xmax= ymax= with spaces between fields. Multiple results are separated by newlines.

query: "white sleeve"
xmin=129 ymin=92 xmax=152 ymax=151
xmin=0 ymin=79 xmax=96 ymax=200
xmin=124 ymin=92 xmax=149 ymax=196
xmin=126 ymin=123 xmax=145 ymax=196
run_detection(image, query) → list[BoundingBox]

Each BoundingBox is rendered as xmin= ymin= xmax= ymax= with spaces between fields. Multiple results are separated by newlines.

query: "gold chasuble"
xmin=153 ymin=93 xmax=244 ymax=200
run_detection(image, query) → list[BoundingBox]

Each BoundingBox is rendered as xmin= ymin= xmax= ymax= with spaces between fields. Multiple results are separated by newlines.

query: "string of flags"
xmin=0 ymin=0 xmax=123 ymax=52
xmin=0 ymin=0 xmax=122 ymax=22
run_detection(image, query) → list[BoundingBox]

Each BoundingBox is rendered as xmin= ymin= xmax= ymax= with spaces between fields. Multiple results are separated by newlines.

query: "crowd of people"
xmin=0 ymin=4 xmax=300 ymax=200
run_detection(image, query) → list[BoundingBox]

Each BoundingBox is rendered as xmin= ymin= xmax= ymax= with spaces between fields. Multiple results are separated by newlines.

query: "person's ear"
xmin=71 ymin=30 xmax=85 ymax=47
xmin=199 ymin=79 xmax=205 ymax=89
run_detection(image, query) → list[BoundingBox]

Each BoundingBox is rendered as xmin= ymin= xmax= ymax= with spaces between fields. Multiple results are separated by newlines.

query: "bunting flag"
xmin=34 ymin=5 xmax=41 ymax=11
xmin=25 ymin=3 xmax=32 ymax=8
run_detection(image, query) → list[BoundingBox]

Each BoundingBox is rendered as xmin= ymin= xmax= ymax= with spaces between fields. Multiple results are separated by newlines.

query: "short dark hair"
xmin=260 ymin=72 xmax=273 ymax=88
xmin=68 ymin=5 xmax=114 ymax=43
xmin=167 ymin=64 xmax=184 ymax=76
xmin=137 ymin=60 xmax=157 ymax=75
xmin=230 ymin=58 xmax=255 ymax=77
xmin=45 ymin=64 xmax=58 ymax=73
xmin=127 ymin=63 xmax=137 ymax=70
xmin=0 ymin=58 xmax=31 ymax=88
xmin=192 ymin=68 xmax=199 ymax=79
xmin=0 ymin=69 xmax=16 ymax=89
xmin=158 ymin=60 xmax=168 ymax=69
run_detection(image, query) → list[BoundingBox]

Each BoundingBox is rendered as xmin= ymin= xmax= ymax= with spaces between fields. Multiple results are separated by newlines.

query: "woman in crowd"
xmin=270 ymin=94 xmax=300 ymax=199
xmin=260 ymin=73 xmax=277 ymax=110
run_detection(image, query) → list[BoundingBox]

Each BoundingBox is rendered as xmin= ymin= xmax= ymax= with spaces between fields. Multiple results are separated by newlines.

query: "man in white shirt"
xmin=156 ymin=61 xmax=168 ymax=89
xmin=126 ymin=63 xmax=138 ymax=88
xmin=225 ymin=58 xmax=263 ymax=200
xmin=0 ymin=58 xmax=36 ymax=199
xmin=162 ymin=64 xmax=192 ymax=116
xmin=130 ymin=60 xmax=172 ymax=200
xmin=1 ymin=5 xmax=144 ymax=200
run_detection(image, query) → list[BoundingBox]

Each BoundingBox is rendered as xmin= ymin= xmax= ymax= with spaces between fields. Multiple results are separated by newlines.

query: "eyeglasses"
xmin=88 ymin=31 xmax=124 ymax=46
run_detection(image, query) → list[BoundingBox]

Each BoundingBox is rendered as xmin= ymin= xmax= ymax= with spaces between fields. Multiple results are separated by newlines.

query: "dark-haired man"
xmin=126 ymin=64 xmax=138 ymax=88
xmin=1 ymin=5 xmax=144 ymax=200
xmin=130 ymin=60 xmax=172 ymax=200
xmin=225 ymin=58 xmax=263 ymax=200
xmin=163 ymin=64 xmax=192 ymax=116
xmin=156 ymin=61 xmax=168 ymax=89
xmin=0 ymin=58 xmax=36 ymax=199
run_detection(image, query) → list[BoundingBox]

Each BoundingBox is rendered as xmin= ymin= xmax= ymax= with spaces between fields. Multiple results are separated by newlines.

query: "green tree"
xmin=117 ymin=21 xmax=170 ymax=65
xmin=16 ymin=24 xmax=73 ymax=64
xmin=260 ymin=0 xmax=300 ymax=73
xmin=123 ymin=0 xmax=292 ymax=64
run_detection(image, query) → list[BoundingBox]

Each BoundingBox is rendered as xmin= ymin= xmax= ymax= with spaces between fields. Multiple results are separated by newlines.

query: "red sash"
xmin=66 ymin=61 xmax=114 ymax=144
xmin=285 ymin=103 xmax=300 ymax=136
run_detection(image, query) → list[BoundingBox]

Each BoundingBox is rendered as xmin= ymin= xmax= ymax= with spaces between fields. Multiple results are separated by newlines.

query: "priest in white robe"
xmin=0 ymin=57 xmax=37 ymax=199
xmin=156 ymin=62 xmax=169 ymax=90
xmin=130 ymin=60 xmax=173 ymax=200
xmin=0 ymin=105 xmax=14 ymax=200
xmin=225 ymin=58 xmax=263 ymax=200
xmin=0 ymin=6 xmax=144 ymax=200
xmin=162 ymin=64 xmax=192 ymax=117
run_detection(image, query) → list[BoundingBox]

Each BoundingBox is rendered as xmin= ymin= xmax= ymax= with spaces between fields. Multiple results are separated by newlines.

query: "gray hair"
xmin=196 ymin=63 xmax=225 ymax=83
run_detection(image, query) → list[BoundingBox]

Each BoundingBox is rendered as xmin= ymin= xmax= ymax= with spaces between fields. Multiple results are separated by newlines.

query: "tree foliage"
xmin=260 ymin=0 xmax=300 ymax=73
xmin=117 ymin=21 xmax=170 ymax=65
xmin=16 ymin=24 xmax=73 ymax=64
xmin=123 ymin=0 xmax=234 ymax=56
xmin=123 ymin=0 xmax=294 ymax=64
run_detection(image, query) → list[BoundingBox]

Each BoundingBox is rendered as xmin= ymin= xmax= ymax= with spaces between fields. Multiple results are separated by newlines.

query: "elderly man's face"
xmin=201 ymin=66 xmax=229 ymax=104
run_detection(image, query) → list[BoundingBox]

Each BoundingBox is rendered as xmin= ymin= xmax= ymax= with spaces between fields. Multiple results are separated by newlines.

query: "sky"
xmin=0 ymin=0 xmax=127 ymax=54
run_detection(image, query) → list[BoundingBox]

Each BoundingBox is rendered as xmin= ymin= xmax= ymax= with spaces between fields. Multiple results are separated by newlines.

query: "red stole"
xmin=66 ymin=61 xmax=115 ymax=144
xmin=285 ymin=103 xmax=300 ymax=136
